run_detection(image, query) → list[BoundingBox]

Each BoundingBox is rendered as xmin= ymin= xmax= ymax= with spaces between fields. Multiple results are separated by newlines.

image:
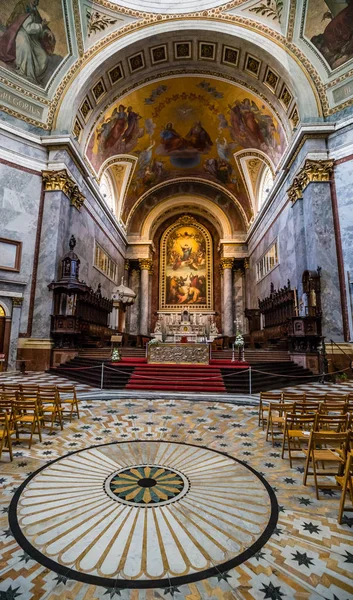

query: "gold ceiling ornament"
xmin=42 ymin=169 xmax=85 ymax=210
xmin=176 ymin=215 xmax=197 ymax=226
xmin=139 ymin=258 xmax=153 ymax=271
xmin=220 ymin=257 xmax=234 ymax=270
xmin=287 ymin=159 xmax=334 ymax=205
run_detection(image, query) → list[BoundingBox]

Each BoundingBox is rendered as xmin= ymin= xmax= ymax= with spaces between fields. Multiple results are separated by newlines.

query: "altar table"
xmin=147 ymin=343 xmax=210 ymax=365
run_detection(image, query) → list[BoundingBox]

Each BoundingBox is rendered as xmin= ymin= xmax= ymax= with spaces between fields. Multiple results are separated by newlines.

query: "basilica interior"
xmin=1 ymin=0 xmax=353 ymax=598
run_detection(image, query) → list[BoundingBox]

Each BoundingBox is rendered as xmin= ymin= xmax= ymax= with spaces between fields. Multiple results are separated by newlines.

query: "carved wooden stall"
xmin=49 ymin=236 xmax=114 ymax=366
xmin=254 ymin=281 xmax=296 ymax=348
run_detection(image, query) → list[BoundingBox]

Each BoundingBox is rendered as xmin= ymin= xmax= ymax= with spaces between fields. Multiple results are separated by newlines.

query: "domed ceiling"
xmin=86 ymin=76 xmax=286 ymax=224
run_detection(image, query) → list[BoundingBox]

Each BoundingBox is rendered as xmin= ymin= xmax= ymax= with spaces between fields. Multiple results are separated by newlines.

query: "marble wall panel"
xmin=0 ymin=162 xmax=42 ymax=334
xmin=302 ymin=182 xmax=343 ymax=340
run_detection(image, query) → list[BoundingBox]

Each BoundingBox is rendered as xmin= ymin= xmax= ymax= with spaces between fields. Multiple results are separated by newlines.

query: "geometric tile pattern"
xmin=1 ymin=395 xmax=353 ymax=599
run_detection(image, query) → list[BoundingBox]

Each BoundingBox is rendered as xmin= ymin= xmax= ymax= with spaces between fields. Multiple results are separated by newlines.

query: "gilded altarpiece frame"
xmin=159 ymin=216 xmax=213 ymax=311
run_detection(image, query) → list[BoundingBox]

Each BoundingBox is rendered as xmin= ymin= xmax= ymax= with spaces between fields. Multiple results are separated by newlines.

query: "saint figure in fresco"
xmin=122 ymin=106 xmax=143 ymax=147
xmin=104 ymin=105 xmax=128 ymax=150
xmin=311 ymin=0 xmax=353 ymax=68
xmin=0 ymin=0 xmax=56 ymax=84
xmin=160 ymin=123 xmax=188 ymax=152
xmin=185 ymin=121 xmax=213 ymax=152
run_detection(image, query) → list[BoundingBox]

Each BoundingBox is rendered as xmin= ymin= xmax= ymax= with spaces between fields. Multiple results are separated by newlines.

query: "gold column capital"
xmin=220 ymin=257 xmax=234 ymax=271
xmin=12 ymin=297 xmax=23 ymax=307
xmin=287 ymin=159 xmax=334 ymax=204
xmin=244 ymin=258 xmax=249 ymax=270
xmin=139 ymin=258 xmax=153 ymax=271
xmin=42 ymin=169 xmax=85 ymax=210
xmin=124 ymin=259 xmax=130 ymax=271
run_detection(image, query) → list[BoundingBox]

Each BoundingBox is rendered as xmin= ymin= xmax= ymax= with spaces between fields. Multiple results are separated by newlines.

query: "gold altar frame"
xmin=159 ymin=215 xmax=213 ymax=311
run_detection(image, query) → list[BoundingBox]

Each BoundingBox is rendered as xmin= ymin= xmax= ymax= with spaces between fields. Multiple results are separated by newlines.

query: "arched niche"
xmin=159 ymin=215 xmax=213 ymax=311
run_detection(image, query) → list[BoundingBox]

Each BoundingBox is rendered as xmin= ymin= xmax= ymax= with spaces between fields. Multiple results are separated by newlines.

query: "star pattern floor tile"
xmin=0 ymin=388 xmax=353 ymax=599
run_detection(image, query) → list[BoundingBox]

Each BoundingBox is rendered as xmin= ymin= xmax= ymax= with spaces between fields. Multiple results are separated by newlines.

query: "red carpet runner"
xmin=112 ymin=359 xmax=248 ymax=393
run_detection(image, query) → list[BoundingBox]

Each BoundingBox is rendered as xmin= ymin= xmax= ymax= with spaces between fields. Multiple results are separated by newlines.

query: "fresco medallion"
xmin=10 ymin=440 xmax=278 ymax=588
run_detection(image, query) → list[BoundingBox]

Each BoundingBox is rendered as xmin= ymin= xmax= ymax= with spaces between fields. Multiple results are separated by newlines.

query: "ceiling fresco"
xmin=86 ymin=76 xmax=286 ymax=223
xmin=0 ymin=0 xmax=69 ymax=88
xmin=304 ymin=0 xmax=353 ymax=71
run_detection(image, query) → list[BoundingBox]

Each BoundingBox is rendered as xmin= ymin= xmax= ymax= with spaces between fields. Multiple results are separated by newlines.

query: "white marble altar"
xmin=153 ymin=310 xmax=218 ymax=342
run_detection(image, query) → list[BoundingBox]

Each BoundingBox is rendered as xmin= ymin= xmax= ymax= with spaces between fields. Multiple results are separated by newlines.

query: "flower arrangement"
xmin=148 ymin=338 xmax=159 ymax=345
xmin=234 ymin=332 xmax=244 ymax=347
xmin=111 ymin=347 xmax=121 ymax=362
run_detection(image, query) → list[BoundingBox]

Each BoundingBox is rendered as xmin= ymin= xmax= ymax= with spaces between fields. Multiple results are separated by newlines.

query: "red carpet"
xmin=107 ymin=361 xmax=249 ymax=392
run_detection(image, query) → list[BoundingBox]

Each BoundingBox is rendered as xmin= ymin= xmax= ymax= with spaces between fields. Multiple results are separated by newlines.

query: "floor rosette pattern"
xmin=10 ymin=440 xmax=277 ymax=587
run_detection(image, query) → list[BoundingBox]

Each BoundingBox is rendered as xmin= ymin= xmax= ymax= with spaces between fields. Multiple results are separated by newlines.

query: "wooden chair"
xmin=319 ymin=402 xmax=348 ymax=416
xmin=19 ymin=384 xmax=39 ymax=399
xmin=281 ymin=412 xmax=316 ymax=467
xmin=325 ymin=393 xmax=348 ymax=403
xmin=0 ymin=410 xmax=16 ymax=461
xmin=38 ymin=389 xmax=63 ymax=431
xmin=2 ymin=384 xmax=20 ymax=394
xmin=303 ymin=430 xmax=350 ymax=499
xmin=346 ymin=393 xmax=353 ymax=413
xmin=304 ymin=392 xmax=324 ymax=402
xmin=266 ymin=402 xmax=295 ymax=446
xmin=293 ymin=401 xmax=321 ymax=414
xmin=258 ymin=391 xmax=282 ymax=429
xmin=12 ymin=398 xmax=42 ymax=448
xmin=57 ymin=385 xmax=80 ymax=421
xmin=337 ymin=450 xmax=353 ymax=524
xmin=282 ymin=392 xmax=306 ymax=403
xmin=315 ymin=413 xmax=350 ymax=434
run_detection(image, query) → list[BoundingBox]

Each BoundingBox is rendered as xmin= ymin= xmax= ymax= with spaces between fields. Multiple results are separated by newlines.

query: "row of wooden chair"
xmin=0 ymin=384 xmax=79 ymax=461
xmin=258 ymin=389 xmax=353 ymax=521
xmin=259 ymin=391 xmax=353 ymax=430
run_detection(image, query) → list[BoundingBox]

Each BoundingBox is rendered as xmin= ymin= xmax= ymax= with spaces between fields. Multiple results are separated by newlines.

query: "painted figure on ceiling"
xmin=104 ymin=105 xmax=128 ymax=150
xmin=185 ymin=121 xmax=213 ymax=152
xmin=311 ymin=0 xmax=353 ymax=68
xmin=123 ymin=106 xmax=143 ymax=147
xmin=0 ymin=0 xmax=55 ymax=84
xmin=160 ymin=123 xmax=188 ymax=152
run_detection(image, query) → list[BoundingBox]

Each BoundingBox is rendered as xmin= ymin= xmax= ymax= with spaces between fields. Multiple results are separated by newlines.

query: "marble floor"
xmin=0 ymin=385 xmax=353 ymax=599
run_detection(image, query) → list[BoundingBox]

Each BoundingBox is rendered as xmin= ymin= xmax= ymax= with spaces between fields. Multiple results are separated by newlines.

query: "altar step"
xmin=78 ymin=348 xmax=146 ymax=359
xmin=125 ymin=364 xmax=228 ymax=392
xmin=212 ymin=349 xmax=291 ymax=363
xmin=50 ymin=355 xmax=315 ymax=393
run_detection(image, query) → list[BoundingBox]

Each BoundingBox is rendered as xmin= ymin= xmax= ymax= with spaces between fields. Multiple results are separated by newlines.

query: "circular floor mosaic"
xmin=9 ymin=441 xmax=278 ymax=588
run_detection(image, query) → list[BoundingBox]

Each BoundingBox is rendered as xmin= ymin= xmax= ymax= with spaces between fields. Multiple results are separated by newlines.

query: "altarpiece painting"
xmin=159 ymin=217 xmax=213 ymax=311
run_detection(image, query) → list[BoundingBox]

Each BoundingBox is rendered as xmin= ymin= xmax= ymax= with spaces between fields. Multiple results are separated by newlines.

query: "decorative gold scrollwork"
xmin=42 ymin=169 xmax=85 ymax=210
xmin=287 ymin=159 xmax=334 ymax=204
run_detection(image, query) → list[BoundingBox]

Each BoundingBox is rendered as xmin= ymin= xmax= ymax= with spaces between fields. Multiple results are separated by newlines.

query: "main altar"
xmin=148 ymin=342 xmax=210 ymax=365
xmin=153 ymin=310 xmax=218 ymax=343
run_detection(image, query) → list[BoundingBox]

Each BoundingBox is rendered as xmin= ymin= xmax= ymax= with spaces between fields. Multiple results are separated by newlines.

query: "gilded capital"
xmin=124 ymin=259 xmax=130 ymax=271
xmin=287 ymin=159 xmax=334 ymax=204
xmin=139 ymin=258 xmax=153 ymax=271
xmin=42 ymin=169 xmax=85 ymax=210
xmin=12 ymin=297 xmax=23 ymax=307
xmin=244 ymin=258 xmax=249 ymax=270
xmin=220 ymin=257 xmax=234 ymax=271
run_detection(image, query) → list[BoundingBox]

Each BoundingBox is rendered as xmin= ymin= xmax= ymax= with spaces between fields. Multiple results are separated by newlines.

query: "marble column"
xmin=139 ymin=259 xmax=152 ymax=336
xmin=8 ymin=298 xmax=22 ymax=371
xmin=129 ymin=268 xmax=140 ymax=335
xmin=233 ymin=268 xmax=245 ymax=334
xmin=220 ymin=258 xmax=234 ymax=336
